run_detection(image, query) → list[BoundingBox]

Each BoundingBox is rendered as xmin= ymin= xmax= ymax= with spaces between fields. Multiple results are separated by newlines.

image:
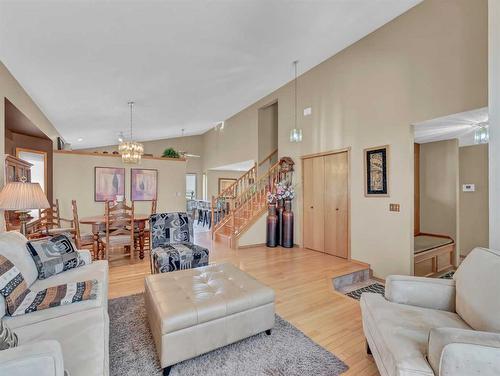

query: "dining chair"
xmin=101 ymin=200 xmax=135 ymax=261
xmin=133 ymin=199 xmax=157 ymax=252
xmin=71 ymin=200 xmax=97 ymax=256
xmin=38 ymin=199 xmax=75 ymax=236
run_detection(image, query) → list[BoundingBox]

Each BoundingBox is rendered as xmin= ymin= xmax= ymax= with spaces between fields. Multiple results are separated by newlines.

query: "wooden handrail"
xmin=258 ymin=148 xmax=278 ymax=167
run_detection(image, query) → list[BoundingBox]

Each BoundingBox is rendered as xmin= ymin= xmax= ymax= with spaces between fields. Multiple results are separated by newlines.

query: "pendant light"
xmin=473 ymin=121 xmax=489 ymax=144
xmin=119 ymin=101 xmax=144 ymax=164
xmin=289 ymin=60 xmax=303 ymax=143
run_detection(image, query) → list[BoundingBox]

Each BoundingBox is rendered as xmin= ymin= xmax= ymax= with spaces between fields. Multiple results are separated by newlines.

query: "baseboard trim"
xmin=238 ymin=243 xmax=266 ymax=249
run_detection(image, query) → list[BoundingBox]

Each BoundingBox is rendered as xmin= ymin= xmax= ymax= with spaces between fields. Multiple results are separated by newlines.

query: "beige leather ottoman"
xmin=144 ymin=263 xmax=275 ymax=375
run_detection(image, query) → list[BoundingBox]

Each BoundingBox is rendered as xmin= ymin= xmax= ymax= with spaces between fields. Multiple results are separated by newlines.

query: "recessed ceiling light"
xmin=77 ymin=137 xmax=83 ymax=142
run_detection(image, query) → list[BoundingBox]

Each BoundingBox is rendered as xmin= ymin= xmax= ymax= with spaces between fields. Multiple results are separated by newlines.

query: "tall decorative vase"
xmin=277 ymin=199 xmax=284 ymax=246
xmin=282 ymin=199 xmax=294 ymax=248
xmin=266 ymin=203 xmax=279 ymax=247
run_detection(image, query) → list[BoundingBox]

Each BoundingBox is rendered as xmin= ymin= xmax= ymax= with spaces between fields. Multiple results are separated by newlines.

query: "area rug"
xmin=109 ymin=294 xmax=348 ymax=376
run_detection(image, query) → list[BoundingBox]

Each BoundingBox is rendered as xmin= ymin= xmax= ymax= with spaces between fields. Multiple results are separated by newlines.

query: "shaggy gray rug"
xmin=109 ymin=294 xmax=348 ymax=376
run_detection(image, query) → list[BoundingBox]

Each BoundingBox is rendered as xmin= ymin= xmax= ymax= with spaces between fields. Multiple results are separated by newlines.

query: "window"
xmin=16 ymin=148 xmax=47 ymax=218
xmin=202 ymin=173 xmax=207 ymax=200
xmin=186 ymin=174 xmax=197 ymax=199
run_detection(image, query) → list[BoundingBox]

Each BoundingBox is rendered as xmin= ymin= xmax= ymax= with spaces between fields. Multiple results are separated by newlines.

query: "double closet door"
xmin=303 ymin=151 xmax=349 ymax=258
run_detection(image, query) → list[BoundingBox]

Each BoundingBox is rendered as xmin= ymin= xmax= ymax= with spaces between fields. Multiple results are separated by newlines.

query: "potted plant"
xmin=162 ymin=147 xmax=180 ymax=158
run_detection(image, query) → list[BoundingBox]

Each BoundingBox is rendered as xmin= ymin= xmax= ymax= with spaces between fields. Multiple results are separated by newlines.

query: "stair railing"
xmin=211 ymin=162 xmax=257 ymax=233
xmin=231 ymin=161 xmax=281 ymax=236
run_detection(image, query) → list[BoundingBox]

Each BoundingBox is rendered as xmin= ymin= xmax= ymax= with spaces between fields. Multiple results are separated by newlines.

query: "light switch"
xmin=303 ymin=107 xmax=312 ymax=116
xmin=462 ymin=184 xmax=475 ymax=192
xmin=389 ymin=203 xmax=400 ymax=212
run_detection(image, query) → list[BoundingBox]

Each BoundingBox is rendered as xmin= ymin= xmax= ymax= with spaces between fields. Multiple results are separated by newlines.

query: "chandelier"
xmin=119 ymin=101 xmax=144 ymax=164
xmin=289 ymin=60 xmax=303 ymax=143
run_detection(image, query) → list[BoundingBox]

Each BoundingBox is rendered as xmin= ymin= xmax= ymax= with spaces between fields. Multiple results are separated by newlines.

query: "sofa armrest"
xmin=384 ymin=275 xmax=456 ymax=311
xmin=77 ymin=249 xmax=92 ymax=265
xmin=0 ymin=340 xmax=65 ymax=376
xmin=428 ymin=327 xmax=500 ymax=375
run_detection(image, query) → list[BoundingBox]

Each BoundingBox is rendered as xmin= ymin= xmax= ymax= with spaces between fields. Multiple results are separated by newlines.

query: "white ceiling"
xmin=0 ymin=0 xmax=422 ymax=149
xmin=413 ymin=107 xmax=488 ymax=146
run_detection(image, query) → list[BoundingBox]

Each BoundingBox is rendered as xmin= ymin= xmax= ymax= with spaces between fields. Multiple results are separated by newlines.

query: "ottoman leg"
xmin=265 ymin=329 xmax=272 ymax=335
xmin=163 ymin=366 xmax=172 ymax=376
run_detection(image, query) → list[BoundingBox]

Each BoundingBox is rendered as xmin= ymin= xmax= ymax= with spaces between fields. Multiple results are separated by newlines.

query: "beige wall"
xmin=419 ymin=140 xmax=459 ymax=250
xmin=207 ymin=170 xmax=245 ymax=200
xmin=53 ymin=152 xmax=186 ymax=230
xmin=489 ymin=0 xmax=500 ymax=250
xmin=258 ymin=102 xmax=278 ymax=164
xmin=459 ymin=144 xmax=489 ymax=256
xmin=201 ymin=0 xmax=487 ymax=277
xmin=82 ymin=134 xmax=204 ymax=199
xmin=0 ymin=61 xmax=61 ymax=230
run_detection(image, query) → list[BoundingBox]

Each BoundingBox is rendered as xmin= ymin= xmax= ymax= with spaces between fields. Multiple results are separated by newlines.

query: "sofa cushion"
xmin=0 ymin=232 xmax=38 ymax=286
xmin=454 ymin=247 xmax=500 ymax=332
xmin=4 ymin=260 xmax=108 ymax=329
xmin=360 ymin=292 xmax=470 ymax=376
xmin=26 ymin=234 xmax=84 ymax=280
xmin=14 ymin=306 xmax=109 ymax=376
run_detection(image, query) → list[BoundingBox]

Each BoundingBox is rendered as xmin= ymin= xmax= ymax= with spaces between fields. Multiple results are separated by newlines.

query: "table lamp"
xmin=0 ymin=181 xmax=50 ymax=235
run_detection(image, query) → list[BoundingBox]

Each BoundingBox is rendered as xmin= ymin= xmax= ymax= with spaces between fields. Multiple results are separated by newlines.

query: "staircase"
xmin=211 ymin=150 xmax=281 ymax=248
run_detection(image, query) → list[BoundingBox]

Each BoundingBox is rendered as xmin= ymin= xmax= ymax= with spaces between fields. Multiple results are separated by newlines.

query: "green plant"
xmin=162 ymin=147 xmax=180 ymax=158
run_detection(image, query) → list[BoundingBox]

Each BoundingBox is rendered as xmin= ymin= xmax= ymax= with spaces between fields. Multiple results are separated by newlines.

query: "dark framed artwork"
xmin=94 ymin=167 xmax=125 ymax=202
xmin=364 ymin=145 xmax=389 ymax=197
xmin=131 ymin=168 xmax=158 ymax=201
xmin=218 ymin=178 xmax=237 ymax=195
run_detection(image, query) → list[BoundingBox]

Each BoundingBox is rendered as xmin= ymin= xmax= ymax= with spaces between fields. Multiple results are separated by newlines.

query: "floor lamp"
xmin=0 ymin=181 xmax=50 ymax=235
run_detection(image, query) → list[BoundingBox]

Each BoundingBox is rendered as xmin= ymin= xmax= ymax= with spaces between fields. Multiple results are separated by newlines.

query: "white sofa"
xmin=361 ymin=247 xmax=500 ymax=376
xmin=0 ymin=231 xmax=109 ymax=376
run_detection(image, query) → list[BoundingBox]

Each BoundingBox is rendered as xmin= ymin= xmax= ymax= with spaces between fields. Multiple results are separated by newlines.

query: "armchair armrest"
xmin=428 ymin=328 xmax=500 ymax=375
xmin=77 ymin=249 xmax=92 ymax=265
xmin=0 ymin=340 xmax=65 ymax=376
xmin=385 ymin=275 xmax=456 ymax=311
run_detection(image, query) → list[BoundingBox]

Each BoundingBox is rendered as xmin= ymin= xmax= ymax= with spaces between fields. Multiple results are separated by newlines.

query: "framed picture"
xmin=95 ymin=167 xmax=125 ymax=202
xmin=218 ymin=178 xmax=237 ymax=195
xmin=131 ymin=168 xmax=158 ymax=201
xmin=364 ymin=145 xmax=389 ymax=197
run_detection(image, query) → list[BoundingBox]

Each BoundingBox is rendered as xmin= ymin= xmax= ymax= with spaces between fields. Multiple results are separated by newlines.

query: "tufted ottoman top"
xmin=144 ymin=263 xmax=275 ymax=335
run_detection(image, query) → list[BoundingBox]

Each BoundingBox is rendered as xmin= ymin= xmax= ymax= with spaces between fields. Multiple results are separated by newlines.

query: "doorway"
xmin=16 ymin=148 xmax=47 ymax=218
xmin=302 ymin=149 xmax=350 ymax=259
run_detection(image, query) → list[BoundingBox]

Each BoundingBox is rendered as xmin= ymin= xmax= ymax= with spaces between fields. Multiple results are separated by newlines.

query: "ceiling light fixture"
xmin=77 ymin=137 xmax=83 ymax=142
xmin=289 ymin=60 xmax=303 ymax=143
xmin=474 ymin=121 xmax=489 ymax=144
xmin=118 ymin=101 xmax=144 ymax=164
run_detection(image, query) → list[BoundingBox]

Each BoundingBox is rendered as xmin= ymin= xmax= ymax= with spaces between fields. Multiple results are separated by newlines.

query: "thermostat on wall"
xmin=462 ymin=184 xmax=475 ymax=192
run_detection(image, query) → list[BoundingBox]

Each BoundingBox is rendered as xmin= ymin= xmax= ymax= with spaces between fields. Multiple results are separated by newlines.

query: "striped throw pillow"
xmin=0 ymin=320 xmax=18 ymax=350
xmin=0 ymin=255 xmax=30 ymax=315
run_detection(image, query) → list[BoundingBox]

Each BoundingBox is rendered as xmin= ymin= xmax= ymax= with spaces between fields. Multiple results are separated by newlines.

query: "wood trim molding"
xmin=300 ymin=147 xmax=351 ymax=160
xmin=54 ymin=149 xmax=186 ymax=162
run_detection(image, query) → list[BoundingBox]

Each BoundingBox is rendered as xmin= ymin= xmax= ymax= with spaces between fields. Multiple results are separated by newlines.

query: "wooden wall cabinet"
xmin=302 ymin=150 xmax=349 ymax=259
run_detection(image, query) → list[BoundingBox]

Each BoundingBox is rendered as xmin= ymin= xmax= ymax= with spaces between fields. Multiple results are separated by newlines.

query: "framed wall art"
xmin=131 ymin=168 xmax=158 ymax=201
xmin=218 ymin=178 xmax=237 ymax=195
xmin=95 ymin=167 xmax=125 ymax=202
xmin=364 ymin=145 xmax=389 ymax=197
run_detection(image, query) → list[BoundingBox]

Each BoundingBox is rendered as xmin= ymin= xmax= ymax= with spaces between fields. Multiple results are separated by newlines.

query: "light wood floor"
xmin=108 ymin=230 xmax=380 ymax=376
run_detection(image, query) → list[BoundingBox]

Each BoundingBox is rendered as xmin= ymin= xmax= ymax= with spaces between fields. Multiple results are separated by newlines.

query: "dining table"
xmin=79 ymin=214 xmax=150 ymax=260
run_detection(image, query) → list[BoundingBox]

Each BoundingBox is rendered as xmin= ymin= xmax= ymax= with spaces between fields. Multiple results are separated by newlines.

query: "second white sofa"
xmin=0 ymin=231 xmax=109 ymax=376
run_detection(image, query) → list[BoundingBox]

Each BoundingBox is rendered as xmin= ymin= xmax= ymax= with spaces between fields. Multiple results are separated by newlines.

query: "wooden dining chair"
xmin=133 ymin=199 xmax=157 ymax=252
xmin=38 ymin=199 xmax=75 ymax=236
xmin=101 ymin=201 xmax=135 ymax=261
xmin=71 ymin=200 xmax=96 ymax=255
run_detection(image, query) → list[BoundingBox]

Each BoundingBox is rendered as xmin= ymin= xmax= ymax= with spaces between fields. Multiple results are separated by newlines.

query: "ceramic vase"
xmin=266 ymin=203 xmax=279 ymax=247
xmin=277 ymin=199 xmax=284 ymax=246
xmin=282 ymin=199 xmax=294 ymax=248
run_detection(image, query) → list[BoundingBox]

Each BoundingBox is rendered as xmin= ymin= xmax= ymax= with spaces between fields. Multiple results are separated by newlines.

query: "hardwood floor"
xmin=108 ymin=230 xmax=380 ymax=376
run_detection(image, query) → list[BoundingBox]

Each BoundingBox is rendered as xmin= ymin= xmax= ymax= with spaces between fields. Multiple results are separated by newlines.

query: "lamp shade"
xmin=0 ymin=182 xmax=50 ymax=210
